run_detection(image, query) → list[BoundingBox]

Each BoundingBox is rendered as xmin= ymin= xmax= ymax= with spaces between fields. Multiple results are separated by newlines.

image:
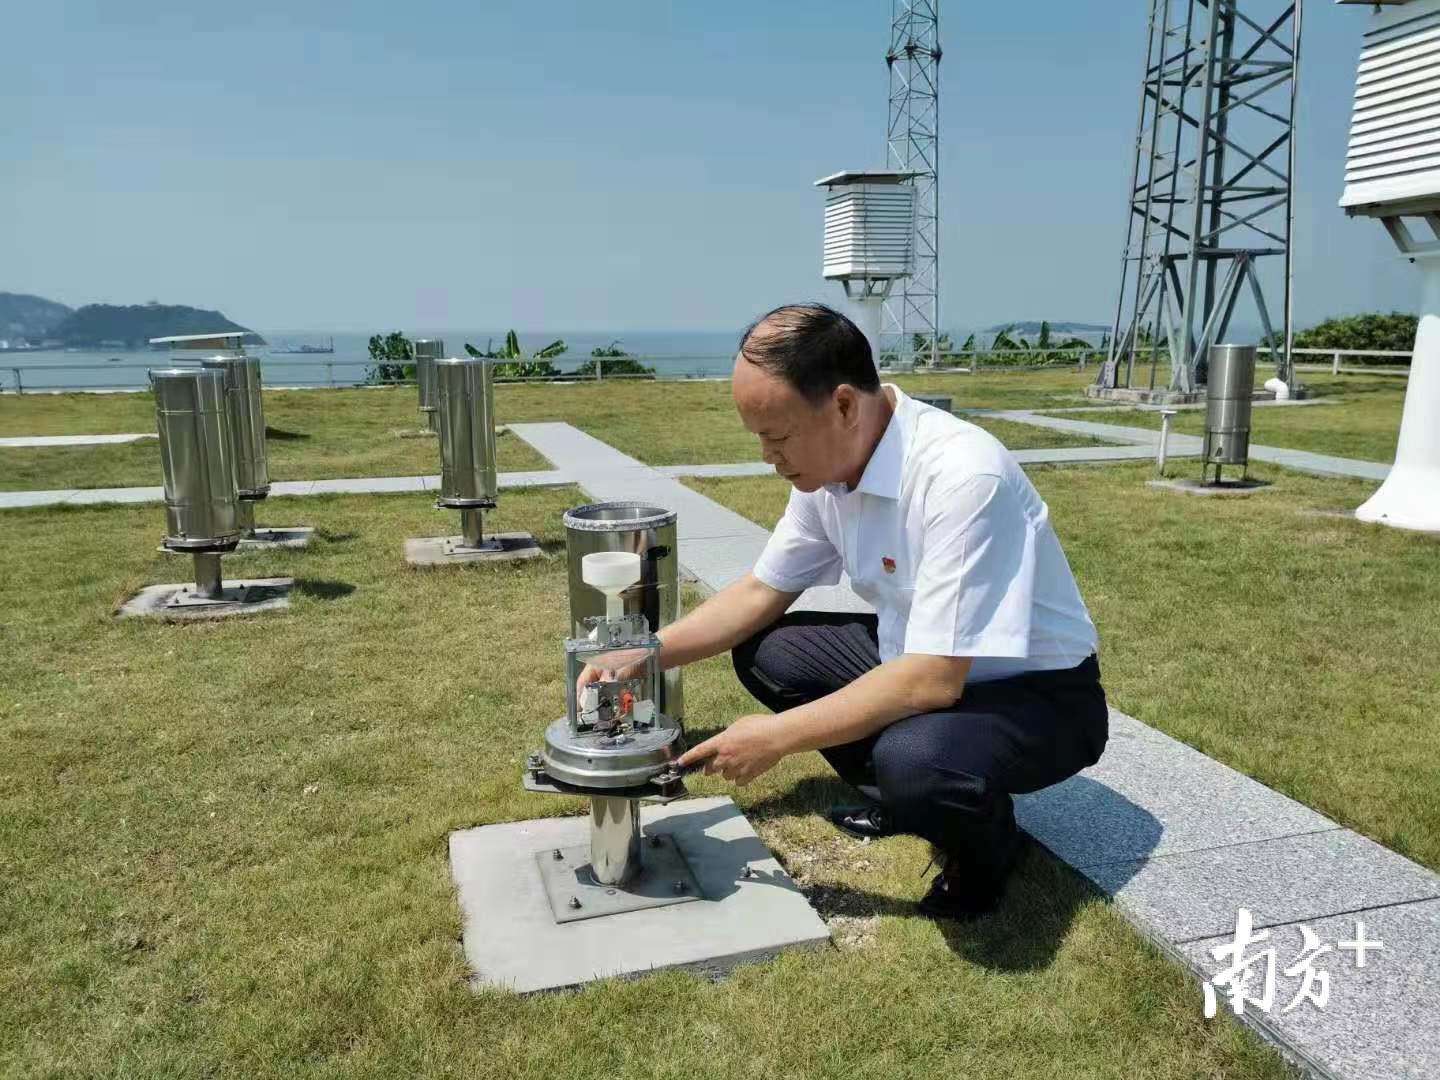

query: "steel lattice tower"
xmin=882 ymin=0 xmax=941 ymax=367
xmin=1098 ymin=0 xmax=1303 ymax=399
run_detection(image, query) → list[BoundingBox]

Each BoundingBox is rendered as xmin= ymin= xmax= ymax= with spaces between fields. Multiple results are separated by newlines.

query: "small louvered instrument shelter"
xmin=1341 ymin=0 xmax=1440 ymax=216
xmin=816 ymin=171 xmax=916 ymax=283
xmin=1340 ymin=0 xmax=1440 ymax=533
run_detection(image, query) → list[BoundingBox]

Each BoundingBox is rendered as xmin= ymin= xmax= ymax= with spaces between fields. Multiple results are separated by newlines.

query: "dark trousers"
xmin=732 ymin=612 xmax=1109 ymax=890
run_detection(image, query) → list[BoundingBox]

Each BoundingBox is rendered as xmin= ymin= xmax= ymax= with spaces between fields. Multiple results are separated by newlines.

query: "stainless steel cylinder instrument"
xmin=1202 ymin=344 xmax=1256 ymax=482
xmin=152 ymin=368 xmax=241 ymax=596
xmin=413 ymin=338 xmax=444 ymax=432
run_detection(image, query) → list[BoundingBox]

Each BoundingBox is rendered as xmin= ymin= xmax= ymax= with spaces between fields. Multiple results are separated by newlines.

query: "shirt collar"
xmin=851 ymin=383 xmax=909 ymax=500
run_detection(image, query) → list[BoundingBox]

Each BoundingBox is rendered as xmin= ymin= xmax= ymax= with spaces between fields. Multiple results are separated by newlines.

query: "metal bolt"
xmin=569 ymin=896 xmax=582 ymax=909
xmin=673 ymin=880 xmax=687 ymax=894
xmin=741 ymin=866 xmax=756 ymax=880
xmin=649 ymin=835 xmax=663 ymax=849
xmin=552 ymin=848 xmax=564 ymax=861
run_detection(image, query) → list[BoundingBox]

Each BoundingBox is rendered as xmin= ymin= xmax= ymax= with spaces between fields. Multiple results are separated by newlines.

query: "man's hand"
xmin=575 ymin=649 xmax=651 ymax=697
xmin=676 ymin=714 xmax=790 ymax=786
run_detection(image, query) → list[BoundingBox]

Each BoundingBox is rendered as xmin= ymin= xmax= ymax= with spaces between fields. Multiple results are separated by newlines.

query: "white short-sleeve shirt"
xmin=752 ymin=385 xmax=1099 ymax=683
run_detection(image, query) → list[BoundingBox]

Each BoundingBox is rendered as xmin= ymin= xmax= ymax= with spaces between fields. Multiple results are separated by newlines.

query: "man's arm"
xmin=772 ymin=653 xmax=972 ymax=752
xmin=578 ymin=573 xmax=796 ymax=692
xmin=678 ymin=653 xmax=972 ymax=785
xmin=657 ymin=572 xmax=796 ymax=669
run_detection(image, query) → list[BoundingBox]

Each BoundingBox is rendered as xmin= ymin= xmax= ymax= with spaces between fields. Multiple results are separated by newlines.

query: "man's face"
xmin=732 ymin=355 xmax=854 ymax=492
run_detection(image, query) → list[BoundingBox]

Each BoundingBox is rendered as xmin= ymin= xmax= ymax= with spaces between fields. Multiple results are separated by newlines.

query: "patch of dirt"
xmin=800 ymin=883 xmax=887 ymax=950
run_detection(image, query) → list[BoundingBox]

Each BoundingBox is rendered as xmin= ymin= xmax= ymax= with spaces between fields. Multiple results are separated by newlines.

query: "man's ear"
xmin=833 ymin=384 xmax=861 ymax=428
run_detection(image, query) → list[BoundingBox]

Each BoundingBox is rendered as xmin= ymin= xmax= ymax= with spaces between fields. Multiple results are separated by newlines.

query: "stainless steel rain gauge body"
xmin=1201 ymin=344 xmax=1256 ymax=483
xmin=150 ymin=332 xmax=311 ymax=549
xmin=202 ymin=351 xmax=269 ymax=534
xmin=414 ymin=338 xmax=443 ymax=434
xmin=435 ymin=356 xmax=500 ymax=552
xmin=524 ymin=545 xmax=698 ymax=923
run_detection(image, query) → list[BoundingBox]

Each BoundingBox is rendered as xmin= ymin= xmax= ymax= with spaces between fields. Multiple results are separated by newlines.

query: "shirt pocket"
xmin=876 ymin=579 xmax=916 ymax=658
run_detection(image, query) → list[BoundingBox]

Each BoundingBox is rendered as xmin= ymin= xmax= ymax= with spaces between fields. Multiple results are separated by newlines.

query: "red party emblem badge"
xmin=882 ymin=557 xmax=896 ymax=574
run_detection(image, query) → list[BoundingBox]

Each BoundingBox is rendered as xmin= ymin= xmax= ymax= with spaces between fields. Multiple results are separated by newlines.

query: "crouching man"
xmin=587 ymin=303 xmax=1108 ymax=920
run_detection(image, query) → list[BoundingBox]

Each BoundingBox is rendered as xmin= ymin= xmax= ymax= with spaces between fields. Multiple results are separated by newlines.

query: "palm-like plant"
xmin=464 ymin=330 xmax=568 ymax=379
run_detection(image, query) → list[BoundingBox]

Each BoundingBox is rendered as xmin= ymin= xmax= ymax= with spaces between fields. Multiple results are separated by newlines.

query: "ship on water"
xmin=270 ymin=336 xmax=335 ymax=354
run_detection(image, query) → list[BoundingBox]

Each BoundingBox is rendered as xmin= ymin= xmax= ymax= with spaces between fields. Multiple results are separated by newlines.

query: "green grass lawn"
xmin=1 ymin=375 xmax=1104 ymax=490
xmin=0 ymin=487 xmax=1293 ymax=1078
xmin=1037 ymin=374 xmax=1408 ymax=463
xmin=685 ymin=462 xmax=1440 ymax=874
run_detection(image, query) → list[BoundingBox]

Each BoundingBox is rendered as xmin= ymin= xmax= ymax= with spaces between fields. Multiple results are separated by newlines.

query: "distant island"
xmin=0 ymin=292 xmax=73 ymax=346
xmin=0 ymin=292 xmax=258 ymax=350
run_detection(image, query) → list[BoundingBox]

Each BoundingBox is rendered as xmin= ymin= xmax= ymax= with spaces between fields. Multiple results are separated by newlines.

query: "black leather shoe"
xmin=827 ymin=805 xmax=895 ymax=840
xmin=916 ymin=869 xmax=1005 ymax=922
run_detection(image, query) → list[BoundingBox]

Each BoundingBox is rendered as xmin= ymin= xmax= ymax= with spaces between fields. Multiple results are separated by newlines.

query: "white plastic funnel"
xmin=582 ymin=551 xmax=641 ymax=619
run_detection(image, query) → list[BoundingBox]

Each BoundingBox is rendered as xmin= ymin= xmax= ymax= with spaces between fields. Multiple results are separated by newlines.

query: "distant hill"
xmin=50 ymin=303 xmax=259 ymax=348
xmin=0 ymin=292 xmax=74 ymax=341
xmin=984 ymin=320 xmax=1109 ymax=336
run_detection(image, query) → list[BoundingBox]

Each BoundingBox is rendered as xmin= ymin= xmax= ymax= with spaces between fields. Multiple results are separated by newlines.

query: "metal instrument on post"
xmin=414 ymin=338 xmax=443 ymax=433
xmin=152 ymin=367 xmax=242 ymax=602
xmin=434 ymin=355 xmax=500 ymax=551
xmin=1201 ymin=344 xmax=1256 ymax=484
xmin=524 ymin=514 xmax=698 ymax=921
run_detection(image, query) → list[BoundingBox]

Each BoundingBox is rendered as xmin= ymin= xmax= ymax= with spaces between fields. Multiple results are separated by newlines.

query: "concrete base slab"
xmin=1148 ymin=477 xmax=1273 ymax=497
xmin=118 ymin=577 xmax=294 ymax=621
xmin=448 ymin=796 xmax=830 ymax=993
xmin=1088 ymin=385 xmax=1208 ymax=406
xmin=158 ymin=527 xmax=315 ymax=555
xmin=404 ymin=532 xmax=542 ymax=567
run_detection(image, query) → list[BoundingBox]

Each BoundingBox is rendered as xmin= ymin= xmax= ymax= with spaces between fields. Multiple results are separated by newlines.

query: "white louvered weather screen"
xmin=821 ymin=185 xmax=916 ymax=280
xmin=1343 ymin=0 xmax=1440 ymax=212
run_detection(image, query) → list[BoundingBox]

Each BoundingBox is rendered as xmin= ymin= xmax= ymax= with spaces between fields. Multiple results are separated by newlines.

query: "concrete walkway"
xmin=0 ymin=442 xmax=1187 ymax=512
xmin=508 ymin=420 xmax=1439 ymax=1080
xmin=0 ymin=432 xmax=156 ymax=448
xmin=993 ymin=410 xmax=1391 ymax=483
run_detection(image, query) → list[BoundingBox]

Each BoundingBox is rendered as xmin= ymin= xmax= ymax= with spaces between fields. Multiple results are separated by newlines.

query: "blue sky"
xmin=1 ymin=0 xmax=1417 ymax=333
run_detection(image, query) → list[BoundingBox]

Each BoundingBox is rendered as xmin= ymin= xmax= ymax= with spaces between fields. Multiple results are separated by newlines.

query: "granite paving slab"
xmin=1178 ymin=898 xmax=1440 ymax=1080
xmin=1086 ymin=829 xmax=1440 ymax=943
xmin=1015 ymin=709 xmax=1337 ymax=870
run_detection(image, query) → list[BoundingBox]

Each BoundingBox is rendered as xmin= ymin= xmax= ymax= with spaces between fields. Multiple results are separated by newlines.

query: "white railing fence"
xmin=0 ymin=345 xmax=1411 ymax=394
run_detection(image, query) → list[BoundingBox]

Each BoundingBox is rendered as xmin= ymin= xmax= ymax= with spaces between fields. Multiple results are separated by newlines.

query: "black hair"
xmin=736 ymin=302 xmax=879 ymax=404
